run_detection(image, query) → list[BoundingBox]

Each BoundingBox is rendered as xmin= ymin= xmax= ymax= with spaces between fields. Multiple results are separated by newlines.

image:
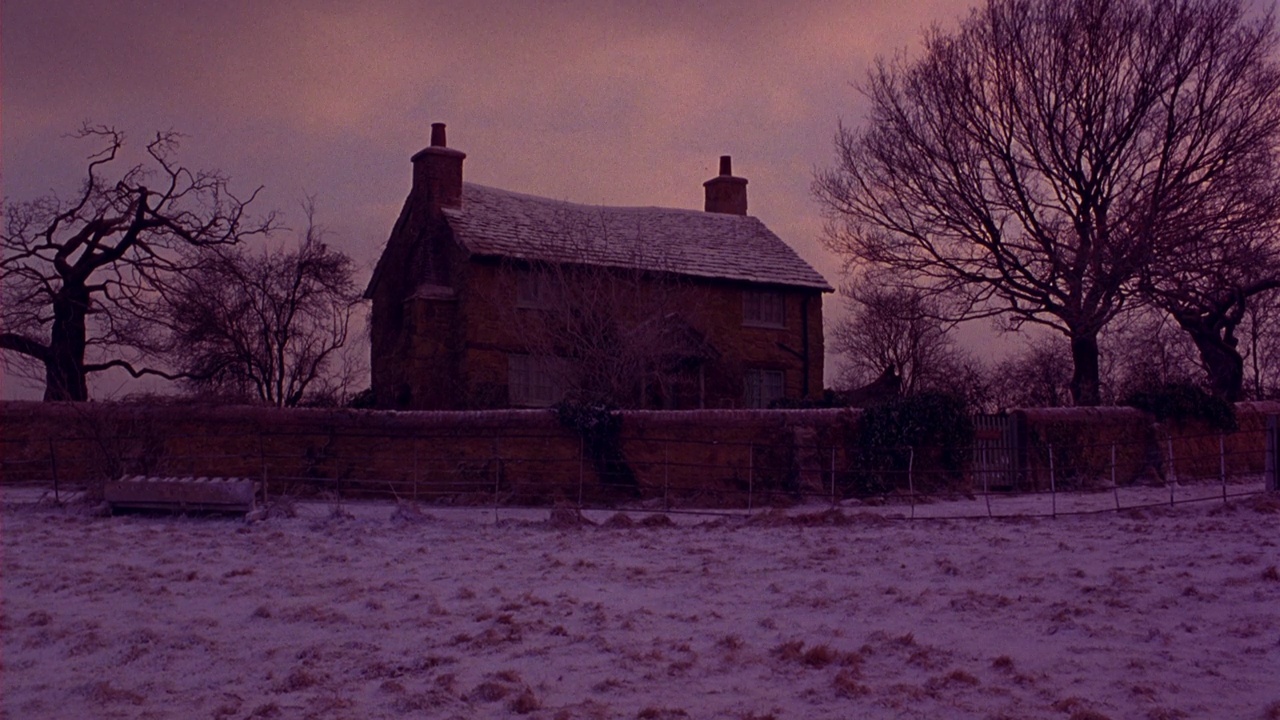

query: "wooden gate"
xmin=972 ymin=414 xmax=1021 ymax=491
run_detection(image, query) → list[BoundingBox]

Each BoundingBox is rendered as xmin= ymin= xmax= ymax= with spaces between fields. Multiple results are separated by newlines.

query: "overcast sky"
xmin=2 ymin=0 xmax=981 ymax=399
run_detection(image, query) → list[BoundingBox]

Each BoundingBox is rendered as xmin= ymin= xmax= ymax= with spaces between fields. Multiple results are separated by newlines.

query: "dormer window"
xmin=743 ymin=290 xmax=786 ymax=328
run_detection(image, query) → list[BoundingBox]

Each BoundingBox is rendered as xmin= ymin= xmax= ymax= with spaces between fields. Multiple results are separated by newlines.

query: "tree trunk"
xmin=1069 ymin=332 xmax=1102 ymax=407
xmin=44 ymin=287 xmax=90 ymax=402
xmin=1184 ymin=325 xmax=1245 ymax=402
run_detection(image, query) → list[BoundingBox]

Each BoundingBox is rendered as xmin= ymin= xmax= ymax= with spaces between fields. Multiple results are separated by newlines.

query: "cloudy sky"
xmin=2 ymin=0 xmax=980 ymax=398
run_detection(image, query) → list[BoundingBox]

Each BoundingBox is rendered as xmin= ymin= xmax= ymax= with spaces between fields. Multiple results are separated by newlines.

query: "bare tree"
xmin=1138 ymin=230 xmax=1280 ymax=399
xmin=831 ymin=280 xmax=970 ymax=395
xmin=989 ymin=338 xmax=1075 ymax=409
xmin=815 ymin=0 xmax=1280 ymax=406
xmin=1 ymin=126 xmax=272 ymax=400
xmin=1102 ymin=309 xmax=1201 ymax=398
xmin=162 ymin=208 xmax=363 ymax=407
xmin=493 ymin=256 xmax=706 ymax=409
xmin=1241 ymin=289 xmax=1280 ymax=399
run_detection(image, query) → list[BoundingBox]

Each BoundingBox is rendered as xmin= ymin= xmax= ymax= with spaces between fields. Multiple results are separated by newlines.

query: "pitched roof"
xmin=442 ymin=183 xmax=832 ymax=291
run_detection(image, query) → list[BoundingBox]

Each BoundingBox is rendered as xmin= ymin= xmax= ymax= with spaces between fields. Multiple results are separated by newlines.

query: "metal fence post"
xmin=907 ymin=447 xmax=915 ymax=520
xmin=1219 ymin=433 xmax=1227 ymax=503
xmin=48 ymin=438 xmax=60 ymax=503
xmin=1167 ymin=438 xmax=1176 ymax=506
xmin=492 ymin=436 xmax=501 ymax=523
xmin=1112 ymin=443 xmax=1120 ymax=511
xmin=413 ymin=443 xmax=419 ymax=503
xmin=747 ymin=443 xmax=754 ymax=513
xmin=1049 ymin=444 xmax=1056 ymax=518
xmin=663 ymin=440 xmax=669 ymax=512
xmin=830 ymin=447 xmax=837 ymax=508
xmin=1266 ymin=415 xmax=1279 ymax=493
xmin=982 ymin=438 xmax=992 ymax=518
xmin=578 ymin=436 xmax=585 ymax=509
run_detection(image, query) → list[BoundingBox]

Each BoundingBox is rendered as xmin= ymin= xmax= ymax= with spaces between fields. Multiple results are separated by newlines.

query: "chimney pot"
xmin=703 ymin=156 xmax=748 ymax=215
xmin=412 ymin=122 xmax=466 ymax=209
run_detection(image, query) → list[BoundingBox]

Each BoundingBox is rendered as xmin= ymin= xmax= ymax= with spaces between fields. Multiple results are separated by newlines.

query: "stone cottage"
xmin=364 ymin=123 xmax=831 ymax=410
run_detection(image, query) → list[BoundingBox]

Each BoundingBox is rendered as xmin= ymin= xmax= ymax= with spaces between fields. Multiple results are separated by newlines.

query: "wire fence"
xmin=3 ymin=419 xmax=1276 ymax=520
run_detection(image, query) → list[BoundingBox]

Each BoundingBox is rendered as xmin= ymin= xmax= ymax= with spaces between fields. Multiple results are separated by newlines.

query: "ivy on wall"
xmin=848 ymin=392 xmax=974 ymax=496
xmin=553 ymin=401 xmax=637 ymax=493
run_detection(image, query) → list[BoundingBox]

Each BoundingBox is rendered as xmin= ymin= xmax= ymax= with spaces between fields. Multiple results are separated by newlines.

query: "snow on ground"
xmin=3 ymin=487 xmax=1279 ymax=720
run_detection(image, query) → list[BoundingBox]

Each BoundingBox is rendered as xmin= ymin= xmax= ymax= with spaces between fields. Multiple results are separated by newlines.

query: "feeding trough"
xmin=104 ymin=476 xmax=259 ymax=515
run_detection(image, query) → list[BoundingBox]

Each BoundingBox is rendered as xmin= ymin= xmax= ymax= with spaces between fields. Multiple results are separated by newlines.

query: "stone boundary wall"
xmin=1 ymin=401 xmax=1276 ymax=504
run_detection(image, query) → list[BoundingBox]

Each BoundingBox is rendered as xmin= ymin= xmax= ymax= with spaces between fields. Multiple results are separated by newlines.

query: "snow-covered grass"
xmin=3 ymin=488 xmax=1279 ymax=719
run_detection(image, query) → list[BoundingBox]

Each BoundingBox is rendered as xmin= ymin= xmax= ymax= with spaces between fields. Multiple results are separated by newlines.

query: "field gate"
xmin=972 ymin=413 xmax=1023 ymax=492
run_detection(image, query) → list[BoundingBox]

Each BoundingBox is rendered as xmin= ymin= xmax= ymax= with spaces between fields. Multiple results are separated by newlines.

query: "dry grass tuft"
xmin=942 ymin=669 xmax=980 ymax=686
xmin=602 ymin=513 xmax=635 ymax=528
xmin=718 ymin=634 xmax=745 ymax=652
xmin=246 ymin=702 xmax=282 ymax=718
xmin=547 ymin=507 xmax=595 ymax=528
xmin=790 ymin=509 xmax=853 ymax=526
xmin=1069 ymin=712 xmax=1114 ymax=720
xmin=468 ymin=680 xmax=510 ymax=703
xmin=1053 ymin=697 xmax=1113 ymax=720
xmin=1245 ymin=494 xmax=1280 ymax=514
xmin=638 ymin=514 xmax=676 ymax=528
xmin=802 ymin=644 xmax=839 ymax=668
xmin=1263 ymin=700 xmax=1280 ymax=720
xmin=991 ymin=655 xmax=1015 ymax=672
xmin=391 ymin=501 xmax=433 ymax=524
xmin=773 ymin=640 xmax=805 ymax=662
xmin=83 ymin=680 xmax=145 ymax=706
xmin=637 ymin=708 xmax=690 ymax=719
xmin=833 ymin=668 xmax=870 ymax=697
xmin=273 ymin=667 xmax=323 ymax=693
xmin=261 ymin=496 xmax=297 ymax=519
xmin=510 ymin=688 xmax=541 ymax=714
xmin=1262 ymin=566 xmax=1280 ymax=582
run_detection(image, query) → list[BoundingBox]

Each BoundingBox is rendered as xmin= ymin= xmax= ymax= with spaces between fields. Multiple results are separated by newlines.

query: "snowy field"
xmin=3 ymin=487 xmax=1279 ymax=720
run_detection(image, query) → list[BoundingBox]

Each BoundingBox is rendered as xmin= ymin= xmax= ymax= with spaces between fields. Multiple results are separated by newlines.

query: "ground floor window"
xmin=508 ymin=354 xmax=571 ymax=407
xmin=744 ymin=368 xmax=785 ymax=408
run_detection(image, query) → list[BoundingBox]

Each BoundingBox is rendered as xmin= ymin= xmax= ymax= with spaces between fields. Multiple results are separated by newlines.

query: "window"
xmin=516 ymin=270 xmax=558 ymax=309
xmin=743 ymin=290 xmax=786 ymax=327
xmin=508 ymin=354 xmax=571 ymax=407
xmin=744 ymin=368 xmax=785 ymax=408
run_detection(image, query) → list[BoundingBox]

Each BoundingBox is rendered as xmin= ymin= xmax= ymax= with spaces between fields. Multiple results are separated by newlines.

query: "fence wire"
xmin=2 ymin=422 xmax=1275 ymax=520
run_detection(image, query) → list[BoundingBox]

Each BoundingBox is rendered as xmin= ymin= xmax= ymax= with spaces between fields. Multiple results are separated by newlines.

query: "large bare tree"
xmin=1 ymin=126 xmax=272 ymax=400
xmin=162 ymin=208 xmax=363 ymax=407
xmin=815 ymin=0 xmax=1280 ymax=405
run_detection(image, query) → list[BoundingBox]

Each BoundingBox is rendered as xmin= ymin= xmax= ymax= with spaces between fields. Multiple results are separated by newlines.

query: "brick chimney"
xmin=411 ymin=122 xmax=466 ymax=208
xmin=703 ymin=155 xmax=748 ymax=215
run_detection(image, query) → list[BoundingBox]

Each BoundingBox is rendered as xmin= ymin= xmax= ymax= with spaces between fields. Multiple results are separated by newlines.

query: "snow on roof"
xmin=442 ymin=183 xmax=832 ymax=291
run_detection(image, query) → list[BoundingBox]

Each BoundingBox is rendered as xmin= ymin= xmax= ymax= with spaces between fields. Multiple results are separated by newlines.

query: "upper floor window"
xmin=743 ymin=290 xmax=786 ymax=328
xmin=516 ymin=270 xmax=558 ymax=309
xmin=744 ymin=368 xmax=785 ymax=408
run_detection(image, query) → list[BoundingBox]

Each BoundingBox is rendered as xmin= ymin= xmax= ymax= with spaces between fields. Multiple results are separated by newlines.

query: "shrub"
xmin=846 ymin=392 xmax=974 ymax=495
xmin=1123 ymin=382 xmax=1237 ymax=431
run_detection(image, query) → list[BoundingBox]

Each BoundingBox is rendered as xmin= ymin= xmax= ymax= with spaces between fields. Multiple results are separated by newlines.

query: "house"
xmin=364 ymin=123 xmax=832 ymax=410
